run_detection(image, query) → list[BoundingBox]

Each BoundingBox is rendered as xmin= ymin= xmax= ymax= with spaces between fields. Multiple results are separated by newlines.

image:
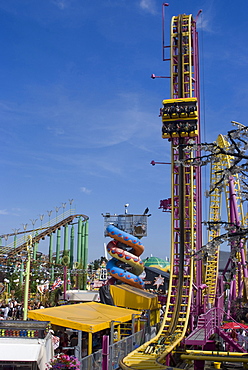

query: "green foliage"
xmin=90 ymin=256 xmax=108 ymax=270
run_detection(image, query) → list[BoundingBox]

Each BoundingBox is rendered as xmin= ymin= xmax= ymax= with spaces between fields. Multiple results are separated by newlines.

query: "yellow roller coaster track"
xmin=170 ymin=15 xmax=194 ymax=98
xmin=204 ymin=134 xmax=246 ymax=304
xmin=120 ymin=14 xmax=196 ymax=370
xmin=120 ymin=230 xmax=194 ymax=370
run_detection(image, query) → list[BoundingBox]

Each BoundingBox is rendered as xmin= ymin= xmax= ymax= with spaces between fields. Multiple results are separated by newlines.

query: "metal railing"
xmin=81 ymin=327 xmax=151 ymax=370
xmin=81 ymin=349 xmax=102 ymax=370
xmin=1 ymin=209 xmax=76 ymax=253
xmin=103 ymin=214 xmax=148 ymax=238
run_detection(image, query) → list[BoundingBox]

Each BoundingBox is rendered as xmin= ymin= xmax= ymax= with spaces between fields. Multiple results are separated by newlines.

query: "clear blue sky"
xmin=1 ymin=0 xmax=248 ymax=262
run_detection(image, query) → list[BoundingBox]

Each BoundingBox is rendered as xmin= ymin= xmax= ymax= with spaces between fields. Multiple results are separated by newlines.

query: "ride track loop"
xmin=106 ymin=224 xmax=145 ymax=289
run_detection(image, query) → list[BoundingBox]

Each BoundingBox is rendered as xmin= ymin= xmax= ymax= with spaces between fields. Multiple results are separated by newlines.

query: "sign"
xmin=93 ymin=280 xmax=104 ymax=288
xmin=153 ymin=275 xmax=165 ymax=289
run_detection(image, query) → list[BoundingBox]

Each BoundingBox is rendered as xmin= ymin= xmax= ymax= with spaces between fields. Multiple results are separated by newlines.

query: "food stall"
xmin=0 ymin=321 xmax=53 ymax=370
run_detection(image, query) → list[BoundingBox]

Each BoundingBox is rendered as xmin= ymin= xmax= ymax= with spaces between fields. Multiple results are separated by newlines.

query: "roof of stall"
xmin=0 ymin=339 xmax=44 ymax=362
xmin=144 ymin=266 xmax=170 ymax=279
xmin=28 ymin=302 xmax=140 ymax=333
xmin=64 ymin=290 xmax=99 ymax=302
xmin=143 ymin=256 xmax=170 ymax=270
xmin=110 ymin=284 xmax=160 ymax=310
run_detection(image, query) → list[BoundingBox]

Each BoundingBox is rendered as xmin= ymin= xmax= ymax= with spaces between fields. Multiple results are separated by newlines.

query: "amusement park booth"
xmin=0 ymin=320 xmax=53 ymax=370
xmin=28 ymin=302 xmax=141 ymax=360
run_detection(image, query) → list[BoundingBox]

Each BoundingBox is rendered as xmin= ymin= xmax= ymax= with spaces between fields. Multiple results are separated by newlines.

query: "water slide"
xmin=106 ymin=224 xmax=145 ymax=289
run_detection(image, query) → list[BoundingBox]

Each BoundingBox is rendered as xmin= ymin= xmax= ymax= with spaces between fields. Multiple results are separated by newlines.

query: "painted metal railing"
xmin=185 ymin=307 xmax=218 ymax=346
xmin=81 ymin=328 xmax=150 ymax=370
xmin=1 ymin=209 xmax=76 ymax=254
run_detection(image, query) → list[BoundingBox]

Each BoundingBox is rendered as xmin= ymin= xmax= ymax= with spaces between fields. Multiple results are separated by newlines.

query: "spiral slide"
xmin=106 ymin=224 xmax=145 ymax=289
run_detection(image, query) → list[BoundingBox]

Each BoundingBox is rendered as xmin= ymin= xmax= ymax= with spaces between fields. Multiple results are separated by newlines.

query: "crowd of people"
xmin=53 ymin=328 xmax=109 ymax=357
xmin=0 ymin=300 xmax=23 ymax=320
xmin=0 ymin=299 xmax=50 ymax=321
xmin=0 ymin=297 xmax=110 ymax=358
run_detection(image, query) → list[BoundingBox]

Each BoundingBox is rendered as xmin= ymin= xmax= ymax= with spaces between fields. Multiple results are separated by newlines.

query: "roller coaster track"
xmin=204 ymin=134 xmax=247 ymax=303
xmin=120 ymin=13 xmax=198 ymax=370
xmin=120 ymin=9 xmax=248 ymax=366
xmin=0 ymin=214 xmax=88 ymax=258
xmin=120 ymin=232 xmax=194 ymax=370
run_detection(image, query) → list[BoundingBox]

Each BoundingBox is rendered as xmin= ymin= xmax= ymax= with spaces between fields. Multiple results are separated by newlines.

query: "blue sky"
xmin=1 ymin=0 xmax=248 ymax=262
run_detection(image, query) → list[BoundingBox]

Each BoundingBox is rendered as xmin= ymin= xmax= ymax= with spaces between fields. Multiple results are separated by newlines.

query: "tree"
xmin=90 ymin=257 xmax=108 ymax=271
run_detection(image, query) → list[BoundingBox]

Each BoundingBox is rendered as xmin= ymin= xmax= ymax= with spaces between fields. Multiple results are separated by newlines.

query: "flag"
xmin=51 ymin=277 xmax=63 ymax=291
xmin=37 ymin=282 xmax=49 ymax=294
xmin=51 ymin=335 xmax=60 ymax=350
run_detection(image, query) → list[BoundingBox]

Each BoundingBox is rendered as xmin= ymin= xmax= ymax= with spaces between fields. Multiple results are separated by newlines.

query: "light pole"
xmin=69 ymin=199 xmax=74 ymax=214
xmin=22 ymin=223 xmax=28 ymax=241
xmin=12 ymin=229 xmax=20 ymax=249
xmin=30 ymin=219 xmax=37 ymax=236
xmin=124 ymin=203 xmax=129 ymax=214
xmin=55 ymin=206 xmax=61 ymax=223
xmin=39 ymin=214 xmax=44 ymax=228
xmin=4 ymin=234 xmax=9 ymax=245
xmin=23 ymin=235 xmax=32 ymax=321
xmin=4 ymin=278 xmax=10 ymax=295
xmin=4 ymin=278 xmax=10 ymax=303
xmin=62 ymin=202 xmax=66 ymax=218
xmin=47 ymin=210 xmax=53 ymax=226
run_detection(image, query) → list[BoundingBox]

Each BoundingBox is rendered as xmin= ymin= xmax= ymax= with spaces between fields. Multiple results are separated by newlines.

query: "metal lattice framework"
xmin=205 ymin=134 xmax=248 ymax=305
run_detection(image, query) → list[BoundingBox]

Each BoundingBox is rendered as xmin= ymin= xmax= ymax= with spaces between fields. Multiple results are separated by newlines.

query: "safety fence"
xmin=81 ymin=327 xmax=152 ymax=370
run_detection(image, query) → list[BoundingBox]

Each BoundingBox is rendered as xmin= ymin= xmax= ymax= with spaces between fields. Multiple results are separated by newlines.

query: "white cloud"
xmin=139 ymin=0 xmax=157 ymax=15
xmin=196 ymin=15 xmax=212 ymax=33
xmin=0 ymin=209 xmax=8 ymax=215
xmin=52 ymin=0 xmax=69 ymax=10
xmin=195 ymin=2 xmax=216 ymax=34
xmin=47 ymin=126 xmax=65 ymax=136
xmin=80 ymin=187 xmax=92 ymax=194
xmin=12 ymin=208 xmax=21 ymax=212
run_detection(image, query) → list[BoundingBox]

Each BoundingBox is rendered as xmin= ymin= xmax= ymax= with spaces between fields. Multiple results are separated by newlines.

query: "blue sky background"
xmin=1 ymin=0 xmax=248 ymax=262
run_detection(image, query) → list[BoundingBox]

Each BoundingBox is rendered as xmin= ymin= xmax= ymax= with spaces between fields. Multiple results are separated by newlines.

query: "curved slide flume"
xmin=106 ymin=224 xmax=145 ymax=289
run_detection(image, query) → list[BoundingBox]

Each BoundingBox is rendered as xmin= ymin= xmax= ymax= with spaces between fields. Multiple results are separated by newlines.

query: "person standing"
xmin=3 ymin=305 xmax=9 ymax=320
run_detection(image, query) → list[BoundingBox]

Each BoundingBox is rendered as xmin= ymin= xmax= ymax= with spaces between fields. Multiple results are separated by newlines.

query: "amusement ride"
xmin=1 ymin=4 xmax=248 ymax=370
xmin=0 ymin=210 xmax=89 ymax=292
xmin=112 ymin=5 xmax=248 ymax=370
